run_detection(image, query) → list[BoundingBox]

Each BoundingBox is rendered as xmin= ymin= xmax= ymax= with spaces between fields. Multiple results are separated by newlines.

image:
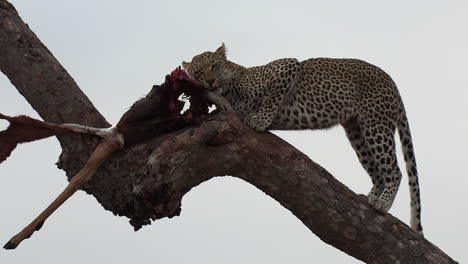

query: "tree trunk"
xmin=0 ymin=1 xmax=458 ymax=263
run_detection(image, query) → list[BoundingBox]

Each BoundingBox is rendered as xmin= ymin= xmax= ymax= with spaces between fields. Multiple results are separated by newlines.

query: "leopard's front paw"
xmin=244 ymin=114 xmax=270 ymax=132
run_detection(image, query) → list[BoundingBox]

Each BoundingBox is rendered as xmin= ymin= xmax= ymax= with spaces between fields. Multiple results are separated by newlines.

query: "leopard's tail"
xmin=397 ymin=111 xmax=423 ymax=235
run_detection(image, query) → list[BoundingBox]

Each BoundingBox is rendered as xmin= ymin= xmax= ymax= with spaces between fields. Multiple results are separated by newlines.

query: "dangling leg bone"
xmin=3 ymin=134 xmax=122 ymax=249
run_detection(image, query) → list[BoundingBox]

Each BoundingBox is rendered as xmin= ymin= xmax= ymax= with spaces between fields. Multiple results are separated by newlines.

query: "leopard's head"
xmin=182 ymin=43 xmax=228 ymax=93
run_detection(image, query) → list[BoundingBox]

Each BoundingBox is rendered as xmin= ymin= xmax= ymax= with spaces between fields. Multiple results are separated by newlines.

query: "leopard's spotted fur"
xmin=182 ymin=44 xmax=423 ymax=234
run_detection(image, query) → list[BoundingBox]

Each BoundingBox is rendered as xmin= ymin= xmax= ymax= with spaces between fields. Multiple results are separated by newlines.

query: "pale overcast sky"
xmin=1 ymin=0 xmax=467 ymax=263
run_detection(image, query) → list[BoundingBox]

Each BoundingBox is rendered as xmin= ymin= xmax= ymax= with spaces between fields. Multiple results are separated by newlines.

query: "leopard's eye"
xmin=212 ymin=63 xmax=219 ymax=70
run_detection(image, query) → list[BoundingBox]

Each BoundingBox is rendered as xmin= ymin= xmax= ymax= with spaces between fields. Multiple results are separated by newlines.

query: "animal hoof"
xmin=3 ymin=240 xmax=18 ymax=250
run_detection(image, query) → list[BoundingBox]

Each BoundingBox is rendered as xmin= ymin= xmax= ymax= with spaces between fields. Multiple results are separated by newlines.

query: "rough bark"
xmin=0 ymin=1 xmax=458 ymax=263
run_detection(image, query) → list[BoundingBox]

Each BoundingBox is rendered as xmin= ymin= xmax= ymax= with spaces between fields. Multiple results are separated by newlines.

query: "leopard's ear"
xmin=214 ymin=43 xmax=226 ymax=59
xmin=182 ymin=61 xmax=190 ymax=70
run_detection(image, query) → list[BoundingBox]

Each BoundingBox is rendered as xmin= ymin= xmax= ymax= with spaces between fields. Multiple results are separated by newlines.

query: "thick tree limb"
xmin=0 ymin=0 xmax=109 ymax=175
xmin=0 ymin=1 xmax=458 ymax=263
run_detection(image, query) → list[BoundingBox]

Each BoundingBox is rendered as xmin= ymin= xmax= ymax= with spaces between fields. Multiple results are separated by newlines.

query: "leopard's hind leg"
xmin=359 ymin=118 xmax=402 ymax=213
xmin=342 ymin=117 xmax=384 ymax=205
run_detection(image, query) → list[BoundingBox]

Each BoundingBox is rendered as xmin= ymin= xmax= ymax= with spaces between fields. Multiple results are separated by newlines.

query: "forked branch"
xmin=0 ymin=0 xmax=458 ymax=263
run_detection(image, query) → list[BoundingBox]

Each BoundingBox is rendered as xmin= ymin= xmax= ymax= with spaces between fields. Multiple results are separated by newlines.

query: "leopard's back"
xmin=271 ymin=58 xmax=402 ymax=130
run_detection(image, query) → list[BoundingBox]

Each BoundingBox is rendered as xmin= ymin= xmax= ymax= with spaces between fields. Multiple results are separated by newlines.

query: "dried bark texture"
xmin=0 ymin=1 xmax=458 ymax=263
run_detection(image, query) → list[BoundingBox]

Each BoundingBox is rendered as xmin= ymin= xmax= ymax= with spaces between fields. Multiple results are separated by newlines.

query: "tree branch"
xmin=0 ymin=0 xmax=108 ymax=176
xmin=0 ymin=1 xmax=458 ymax=263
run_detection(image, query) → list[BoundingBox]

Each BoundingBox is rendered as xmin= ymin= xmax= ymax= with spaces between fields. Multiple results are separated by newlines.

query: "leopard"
xmin=182 ymin=43 xmax=423 ymax=235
